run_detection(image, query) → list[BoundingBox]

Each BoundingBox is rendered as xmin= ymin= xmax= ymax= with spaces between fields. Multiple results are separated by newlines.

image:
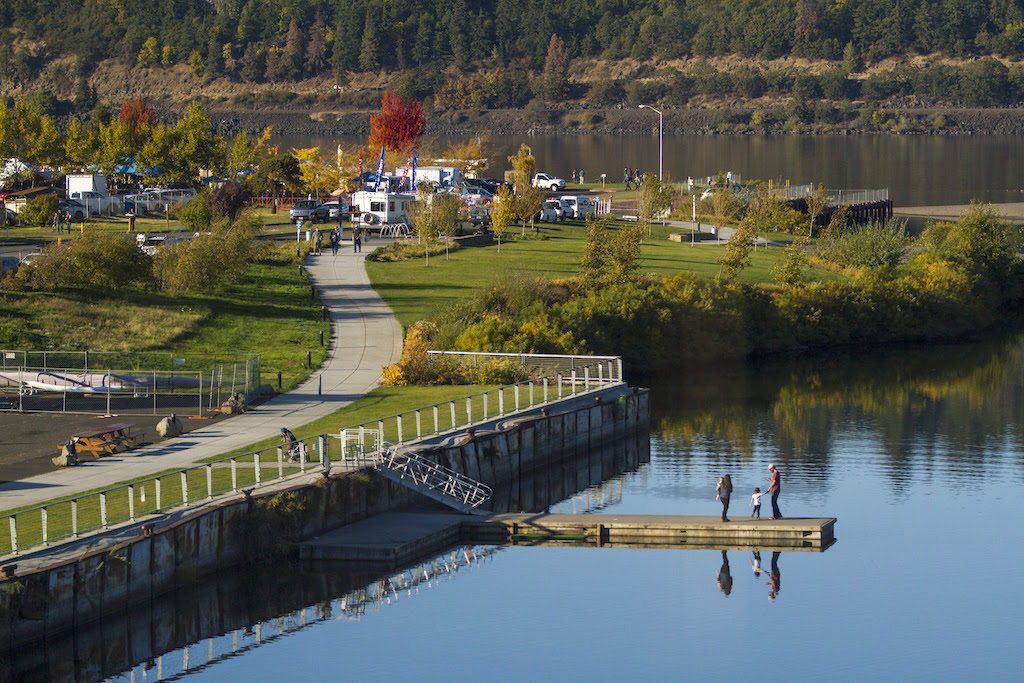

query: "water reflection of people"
xmin=716 ymin=551 xmax=733 ymax=595
xmin=769 ymin=551 xmax=781 ymax=600
xmin=751 ymin=551 xmax=765 ymax=578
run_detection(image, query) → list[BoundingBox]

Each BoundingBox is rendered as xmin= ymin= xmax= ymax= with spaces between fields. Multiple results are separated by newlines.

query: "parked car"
xmin=0 ymin=255 xmax=20 ymax=276
xmin=313 ymin=199 xmax=349 ymax=222
xmin=464 ymin=178 xmax=500 ymax=195
xmin=20 ymin=252 xmax=41 ymax=265
xmin=539 ymin=200 xmax=562 ymax=222
xmin=59 ymin=199 xmax=86 ymax=221
xmin=532 ymin=173 xmax=566 ymax=192
xmin=699 ymin=183 xmax=747 ymax=201
xmin=290 ymin=199 xmax=322 ymax=223
xmin=468 ymin=207 xmax=491 ymax=228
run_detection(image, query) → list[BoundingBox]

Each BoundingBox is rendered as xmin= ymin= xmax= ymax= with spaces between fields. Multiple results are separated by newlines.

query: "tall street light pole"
xmin=638 ymin=104 xmax=663 ymax=179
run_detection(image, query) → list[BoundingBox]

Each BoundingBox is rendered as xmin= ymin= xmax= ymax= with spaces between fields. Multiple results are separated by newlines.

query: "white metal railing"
xmin=772 ymin=184 xmax=890 ymax=206
xmin=376 ymin=442 xmax=492 ymax=511
xmin=1 ymin=352 xmax=623 ymax=557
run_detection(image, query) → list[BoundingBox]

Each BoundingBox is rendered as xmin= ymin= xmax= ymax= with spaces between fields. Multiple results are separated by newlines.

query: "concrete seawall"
xmin=0 ymin=387 xmax=650 ymax=653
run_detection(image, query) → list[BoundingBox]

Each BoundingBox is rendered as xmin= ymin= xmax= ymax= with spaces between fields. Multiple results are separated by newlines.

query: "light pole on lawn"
xmin=638 ymin=104 xmax=663 ymax=180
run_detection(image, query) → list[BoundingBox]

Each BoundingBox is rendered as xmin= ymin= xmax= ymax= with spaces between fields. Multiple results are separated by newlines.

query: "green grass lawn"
xmin=367 ymin=218 xmax=840 ymax=329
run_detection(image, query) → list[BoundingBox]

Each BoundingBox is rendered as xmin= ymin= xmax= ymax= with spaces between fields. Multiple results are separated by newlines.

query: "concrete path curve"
xmin=0 ymin=243 xmax=403 ymax=510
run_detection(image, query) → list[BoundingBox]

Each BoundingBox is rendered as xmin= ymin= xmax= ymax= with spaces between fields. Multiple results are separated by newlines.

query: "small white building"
xmin=350 ymin=190 xmax=415 ymax=226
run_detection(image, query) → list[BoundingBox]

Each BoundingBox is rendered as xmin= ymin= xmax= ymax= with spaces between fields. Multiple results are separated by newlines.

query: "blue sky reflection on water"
xmin=175 ymin=337 xmax=1024 ymax=682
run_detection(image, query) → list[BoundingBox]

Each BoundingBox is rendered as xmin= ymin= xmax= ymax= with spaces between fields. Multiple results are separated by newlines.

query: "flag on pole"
xmin=358 ymin=149 xmax=364 ymax=183
xmin=411 ymin=150 xmax=418 ymax=192
xmin=399 ymin=154 xmax=412 ymax=190
xmin=371 ymin=146 xmax=386 ymax=192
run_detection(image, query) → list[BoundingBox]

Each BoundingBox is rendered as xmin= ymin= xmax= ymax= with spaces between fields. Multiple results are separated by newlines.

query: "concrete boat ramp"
xmin=300 ymin=512 xmax=836 ymax=565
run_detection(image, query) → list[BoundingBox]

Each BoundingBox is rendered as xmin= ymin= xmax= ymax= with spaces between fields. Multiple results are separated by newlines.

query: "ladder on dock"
xmin=340 ymin=430 xmax=492 ymax=515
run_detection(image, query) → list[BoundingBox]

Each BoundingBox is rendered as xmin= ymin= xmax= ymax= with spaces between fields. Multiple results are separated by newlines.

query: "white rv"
xmin=393 ymin=165 xmax=463 ymax=189
xmin=559 ymin=195 xmax=598 ymax=219
xmin=350 ymin=190 xmax=415 ymax=227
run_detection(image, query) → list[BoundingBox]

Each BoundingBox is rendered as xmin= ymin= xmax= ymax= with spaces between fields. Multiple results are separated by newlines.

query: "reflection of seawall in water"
xmin=0 ymin=436 xmax=648 ymax=682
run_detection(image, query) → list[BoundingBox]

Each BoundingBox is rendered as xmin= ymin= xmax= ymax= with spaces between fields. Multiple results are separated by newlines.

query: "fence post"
xmin=9 ymin=517 xmax=16 ymax=555
xmin=128 ymin=485 xmax=135 ymax=521
xmin=180 ymin=471 xmax=188 ymax=505
xmin=415 ymin=410 xmax=422 ymax=438
xmin=433 ymin=405 xmax=439 ymax=434
xmin=466 ymin=397 xmax=472 ymax=424
xmin=450 ymin=401 xmax=457 ymax=429
xmin=41 ymin=507 xmax=47 ymax=545
xmin=397 ymin=415 xmax=404 ymax=443
xmin=483 ymin=392 xmax=489 ymax=418
xmin=515 ymin=384 xmax=520 ymax=411
xmin=498 ymin=388 xmax=504 ymax=416
xmin=571 ymin=369 xmax=578 ymax=394
xmin=543 ymin=377 xmax=549 ymax=403
xmin=255 ymin=452 xmax=262 ymax=483
xmin=232 ymin=459 xmax=238 ymax=491
xmin=206 ymin=464 xmax=213 ymax=500
xmin=100 ymin=492 xmax=108 ymax=529
xmin=557 ymin=373 xmax=563 ymax=399
xmin=584 ymin=366 xmax=590 ymax=389
xmin=156 ymin=479 xmax=162 ymax=511
xmin=318 ymin=435 xmax=326 ymax=470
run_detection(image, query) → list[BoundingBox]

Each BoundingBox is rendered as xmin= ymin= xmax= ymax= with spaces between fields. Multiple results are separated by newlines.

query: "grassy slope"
xmin=366 ymin=218 xmax=841 ymax=329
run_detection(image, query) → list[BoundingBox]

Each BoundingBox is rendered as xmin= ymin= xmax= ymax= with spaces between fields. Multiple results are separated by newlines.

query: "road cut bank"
xmin=0 ymin=385 xmax=650 ymax=651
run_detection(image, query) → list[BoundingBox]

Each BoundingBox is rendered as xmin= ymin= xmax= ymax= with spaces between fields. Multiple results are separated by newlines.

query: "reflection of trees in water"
xmin=650 ymin=331 xmax=1024 ymax=484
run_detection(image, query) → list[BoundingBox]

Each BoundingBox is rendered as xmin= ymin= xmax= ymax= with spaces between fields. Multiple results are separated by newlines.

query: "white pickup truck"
xmin=532 ymin=173 xmax=566 ymax=191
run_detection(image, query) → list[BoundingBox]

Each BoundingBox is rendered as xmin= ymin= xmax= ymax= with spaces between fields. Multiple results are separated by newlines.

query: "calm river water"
xmin=106 ymin=136 xmax=1023 ymax=681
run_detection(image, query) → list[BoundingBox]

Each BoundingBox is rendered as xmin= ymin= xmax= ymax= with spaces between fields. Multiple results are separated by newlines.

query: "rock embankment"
xmin=208 ymin=107 xmax=1024 ymax=139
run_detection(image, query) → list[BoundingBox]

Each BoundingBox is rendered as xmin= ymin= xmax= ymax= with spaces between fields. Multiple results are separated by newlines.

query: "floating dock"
xmin=299 ymin=512 xmax=836 ymax=564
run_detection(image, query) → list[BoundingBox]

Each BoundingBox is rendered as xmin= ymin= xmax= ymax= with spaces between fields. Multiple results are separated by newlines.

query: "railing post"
xmin=433 ymin=405 xmax=439 ymax=434
xmin=378 ymin=420 xmax=385 ymax=440
xmin=515 ymin=384 xmax=520 ymax=411
xmin=483 ymin=392 xmax=489 ymax=418
xmin=571 ymin=369 xmax=578 ymax=394
xmin=598 ymin=363 xmax=604 ymax=384
xmin=255 ymin=452 xmax=262 ymax=482
xmin=100 ymin=492 xmax=108 ymax=528
xmin=206 ymin=464 xmax=213 ymax=500
xmin=277 ymin=447 xmax=284 ymax=478
xmin=466 ymin=397 xmax=472 ymax=424
xmin=450 ymin=401 xmax=457 ymax=428
xmin=557 ymin=372 xmax=563 ymax=398
xmin=231 ymin=459 xmax=238 ymax=491
xmin=128 ymin=485 xmax=135 ymax=521
xmin=618 ymin=358 xmax=623 ymax=381
xmin=498 ymin=388 xmax=504 ymax=416
xmin=318 ymin=435 xmax=326 ymax=470
xmin=41 ymin=507 xmax=47 ymax=545
xmin=397 ymin=415 xmax=404 ymax=443
xmin=156 ymin=479 xmax=162 ymax=511
xmin=543 ymin=376 xmax=549 ymax=403
xmin=9 ymin=517 xmax=16 ymax=555
xmin=416 ymin=410 xmax=422 ymax=438
xmin=585 ymin=366 xmax=590 ymax=389
xmin=180 ymin=472 xmax=188 ymax=505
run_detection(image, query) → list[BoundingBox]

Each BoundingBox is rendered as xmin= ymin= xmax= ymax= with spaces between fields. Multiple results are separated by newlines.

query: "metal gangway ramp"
xmin=340 ymin=430 xmax=492 ymax=515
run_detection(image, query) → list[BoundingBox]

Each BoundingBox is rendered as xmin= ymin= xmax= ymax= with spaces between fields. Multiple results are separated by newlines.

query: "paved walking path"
xmin=0 ymin=243 xmax=403 ymax=511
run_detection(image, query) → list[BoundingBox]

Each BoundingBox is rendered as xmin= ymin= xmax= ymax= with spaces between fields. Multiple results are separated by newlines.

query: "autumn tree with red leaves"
xmin=119 ymin=97 xmax=156 ymax=138
xmin=368 ymin=91 xmax=425 ymax=152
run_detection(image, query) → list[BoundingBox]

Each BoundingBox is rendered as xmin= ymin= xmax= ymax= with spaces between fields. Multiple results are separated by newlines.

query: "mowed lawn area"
xmin=366 ymin=219 xmax=841 ymax=328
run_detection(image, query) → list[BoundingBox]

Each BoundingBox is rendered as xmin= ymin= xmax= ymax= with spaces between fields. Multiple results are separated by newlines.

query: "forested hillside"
xmin=3 ymin=0 xmax=1024 ymax=115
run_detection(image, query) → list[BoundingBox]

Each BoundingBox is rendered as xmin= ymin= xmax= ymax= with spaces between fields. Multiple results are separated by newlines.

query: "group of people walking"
xmin=623 ymin=168 xmax=647 ymax=190
xmin=309 ymin=225 xmax=365 ymax=255
xmin=715 ymin=464 xmax=782 ymax=522
xmin=52 ymin=209 xmax=72 ymax=233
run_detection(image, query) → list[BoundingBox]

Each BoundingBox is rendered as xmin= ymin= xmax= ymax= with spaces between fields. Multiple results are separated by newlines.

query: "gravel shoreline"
xmin=207 ymin=107 xmax=1024 ymax=138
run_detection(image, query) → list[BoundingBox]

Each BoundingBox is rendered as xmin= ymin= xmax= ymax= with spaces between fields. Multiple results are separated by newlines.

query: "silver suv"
xmin=289 ymin=199 xmax=321 ymax=223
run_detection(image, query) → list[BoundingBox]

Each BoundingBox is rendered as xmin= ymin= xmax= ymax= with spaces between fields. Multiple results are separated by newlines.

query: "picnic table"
xmin=66 ymin=422 xmax=143 ymax=457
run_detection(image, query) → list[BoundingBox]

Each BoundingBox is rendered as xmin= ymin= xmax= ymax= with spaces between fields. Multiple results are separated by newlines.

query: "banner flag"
xmin=411 ymin=150 xmax=418 ymax=192
xmin=371 ymin=146 xmax=386 ymax=192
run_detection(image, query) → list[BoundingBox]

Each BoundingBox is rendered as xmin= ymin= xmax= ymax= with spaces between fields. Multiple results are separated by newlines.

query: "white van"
xmin=559 ymin=195 xmax=597 ymax=219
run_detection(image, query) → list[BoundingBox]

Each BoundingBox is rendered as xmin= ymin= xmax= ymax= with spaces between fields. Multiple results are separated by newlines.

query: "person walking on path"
xmin=749 ymin=487 xmax=764 ymax=518
xmin=353 ymin=226 xmax=363 ymax=253
xmin=53 ymin=209 xmax=62 ymax=233
xmin=767 ymin=464 xmax=782 ymax=519
xmin=127 ymin=209 xmax=136 ymax=232
xmin=330 ymin=227 xmax=339 ymax=255
xmin=716 ymin=475 xmax=732 ymax=522
xmin=314 ymin=228 xmax=323 ymax=255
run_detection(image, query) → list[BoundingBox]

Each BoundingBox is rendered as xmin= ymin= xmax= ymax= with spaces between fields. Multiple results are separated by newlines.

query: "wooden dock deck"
xmin=299 ymin=512 xmax=836 ymax=564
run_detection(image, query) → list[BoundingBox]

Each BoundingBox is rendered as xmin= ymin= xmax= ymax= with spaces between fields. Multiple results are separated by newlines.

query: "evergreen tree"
xmin=284 ymin=17 xmax=304 ymax=79
xmin=359 ymin=12 xmax=380 ymax=72
xmin=543 ymin=34 xmax=570 ymax=101
xmin=413 ymin=14 xmax=433 ymax=65
xmin=306 ymin=19 xmax=328 ymax=76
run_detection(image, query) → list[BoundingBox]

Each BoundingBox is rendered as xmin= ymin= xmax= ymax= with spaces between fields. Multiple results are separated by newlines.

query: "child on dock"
xmin=749 ymin=487 xmax=764 ymax=518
